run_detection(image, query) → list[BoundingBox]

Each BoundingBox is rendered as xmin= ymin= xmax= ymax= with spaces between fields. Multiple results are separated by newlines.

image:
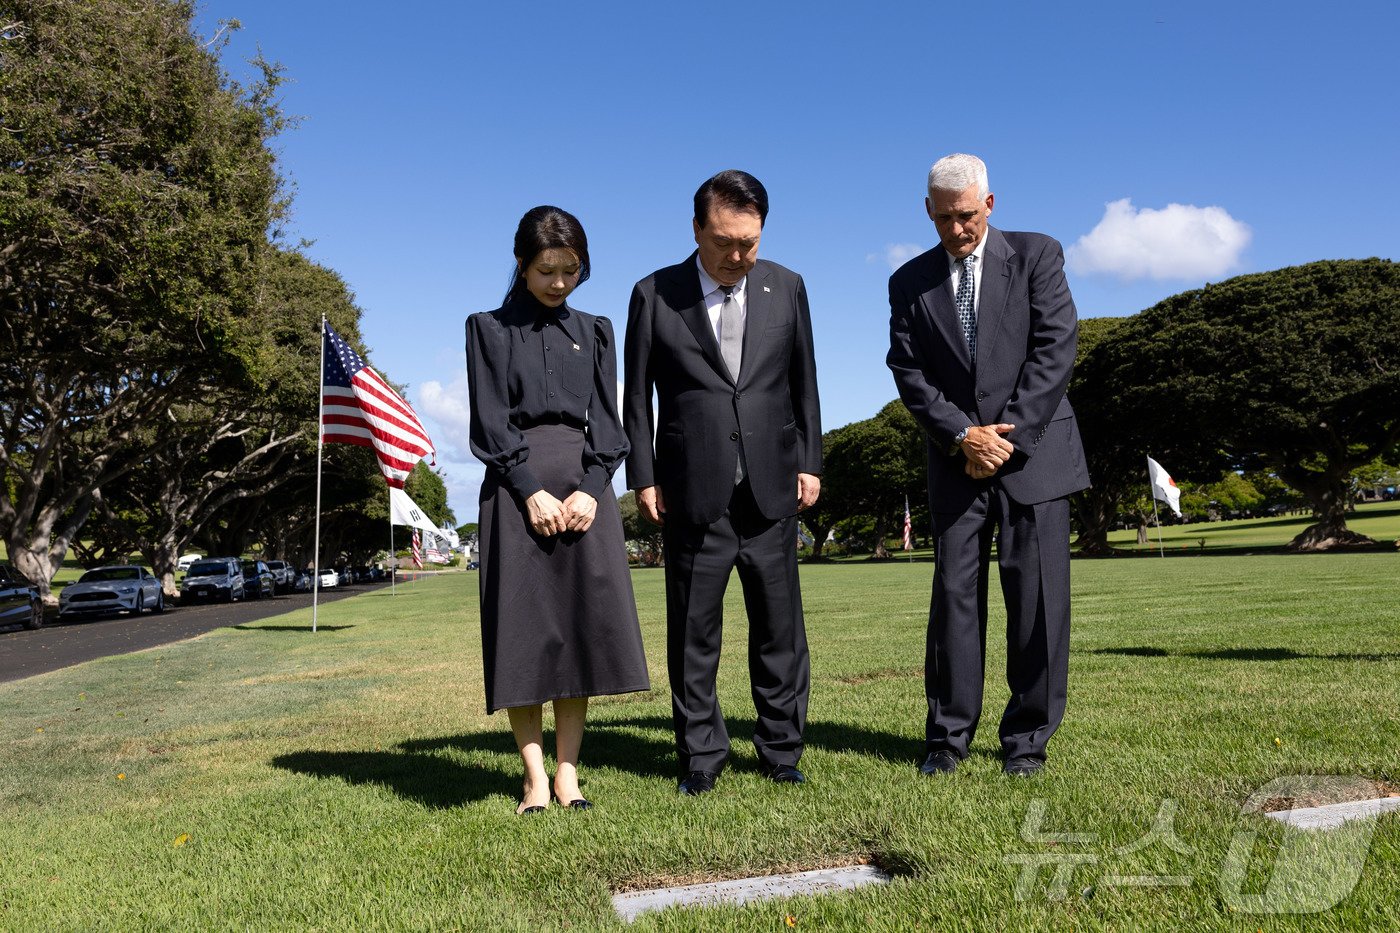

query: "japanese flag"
xmin=1147 ymin=457 xmax=1182 ymax=517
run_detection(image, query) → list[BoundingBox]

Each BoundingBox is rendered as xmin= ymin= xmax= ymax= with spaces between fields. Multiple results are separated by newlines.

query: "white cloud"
xmin=868 ymin=242 xmax=926 ymax=271
xmin=1067 ymin=199 xmax=1251 ymax=281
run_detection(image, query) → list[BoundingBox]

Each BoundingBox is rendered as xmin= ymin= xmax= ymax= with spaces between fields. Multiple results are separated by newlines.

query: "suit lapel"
xmin=674 ymin=258 xmax=731 ymax=383
xmin=737 ymin=264 xmax=772 ymax=388
xmin=916 ymin=247 xmax=971 ymax=369
xmin=974 ymin=227 xmax=1014 ymax=372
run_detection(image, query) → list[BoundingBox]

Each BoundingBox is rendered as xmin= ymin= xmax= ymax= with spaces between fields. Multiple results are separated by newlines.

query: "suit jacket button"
xmin=977 ymin=391 xmax=987 ymax=400
xmin=730 ymin=432 xmax=740 ymax=441
xmin=734 ymin=392 xmax=742 ymax=400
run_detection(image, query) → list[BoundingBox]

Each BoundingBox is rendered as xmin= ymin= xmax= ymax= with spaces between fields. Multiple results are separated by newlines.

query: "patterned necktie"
xmin=956 ymin=255 xmax=977 ymax=359
xmin=719 ymin=284 xmax=743 ymax=381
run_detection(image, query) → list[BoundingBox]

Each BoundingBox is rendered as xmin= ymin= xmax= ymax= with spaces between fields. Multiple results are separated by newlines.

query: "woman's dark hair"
xmin=693 ymin=170 xmax=768 ymax=229
xmin=504 ymin=205 xmax=591 ymax=302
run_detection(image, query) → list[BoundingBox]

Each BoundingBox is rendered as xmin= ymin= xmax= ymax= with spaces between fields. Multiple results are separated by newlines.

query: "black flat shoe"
xmin=921 ymin=750 xmax=960 ymax=775
xmin=678 ymin=770 xmax=719 ymax=796
xmin=518 ymin=804 xmax=547 ymax=815
xmin=766 ymin=764 xmax=806 ymax=784
xmin=565 ymin=798 xmax=593 ymax=810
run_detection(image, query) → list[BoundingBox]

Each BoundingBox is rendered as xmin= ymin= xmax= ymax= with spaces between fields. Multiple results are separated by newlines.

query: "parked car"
xmin=176 ymin=553 xmax=204 ymax=572
xmin=314 ymin=568 xmax=338 ymax=588
xmin=337 ymin=567 xmax=354 ymax=586
xmin=59 ymin=565 xmax=164 ymax=618
xmin=241 ymin=560 xmax=275 ymax=600
xmin=264 ymin=560 xmax=294 ymax=594
xmin=181 ymin=558 xmax=245 ymax=603
xmin=0 ymin=563 xmax=44 ymax=630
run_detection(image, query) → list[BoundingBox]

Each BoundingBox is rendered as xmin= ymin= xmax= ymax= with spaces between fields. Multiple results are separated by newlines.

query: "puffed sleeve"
xmin=466 ymin=312 xmax=542 ymax=501
xmin=576 ymin=315 xmax=630 ymax=500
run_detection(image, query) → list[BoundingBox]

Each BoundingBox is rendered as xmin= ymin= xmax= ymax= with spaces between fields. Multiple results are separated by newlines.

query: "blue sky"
xmin=197 ymin=1 xmax=1398 ymax=518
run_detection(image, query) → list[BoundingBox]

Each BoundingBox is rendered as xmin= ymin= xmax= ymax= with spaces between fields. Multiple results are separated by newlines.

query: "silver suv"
xmin=180 ymin=558 xmax=245 ymax=603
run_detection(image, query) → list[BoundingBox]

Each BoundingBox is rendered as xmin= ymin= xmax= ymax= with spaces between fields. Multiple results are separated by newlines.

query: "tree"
xmin=1105 ymin=260 xmax=1400 ymax=550
xmin=0 ymin=1 xmax=286 ymax=598
xmin=821 ymin=401 xmax=926 ymax=558
xmin=617 ymin=489 xmax=662 ymax=566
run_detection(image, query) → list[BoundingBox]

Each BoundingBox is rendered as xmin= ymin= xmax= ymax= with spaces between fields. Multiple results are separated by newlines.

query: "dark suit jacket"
xmin=887 ymin=226 xmax=1090 ymax=512
xmin=624 ymin=254 xmax=822 ymax=525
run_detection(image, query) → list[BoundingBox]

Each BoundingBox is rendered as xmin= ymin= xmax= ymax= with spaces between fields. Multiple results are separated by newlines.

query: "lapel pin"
xmin=572 ymin=343 xmax=580 ymax=351
xmin=763 ymin=286 xmax=771 ymax=293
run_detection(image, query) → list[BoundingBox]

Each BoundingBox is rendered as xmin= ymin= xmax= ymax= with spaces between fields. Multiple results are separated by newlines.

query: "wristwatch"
xmin=950 ymin=426 xmax=970 ymax=456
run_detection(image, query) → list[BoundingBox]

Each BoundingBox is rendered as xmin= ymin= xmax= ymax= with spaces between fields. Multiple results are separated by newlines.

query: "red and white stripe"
xmin=411 ymin=530 xmax=424 ymax=569
xmin=322 ymin=366 xmax=435 ymax=489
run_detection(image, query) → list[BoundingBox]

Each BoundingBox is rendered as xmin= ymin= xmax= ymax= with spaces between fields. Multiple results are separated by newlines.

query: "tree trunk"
xmin=1071 ymin=488 xmax=1115 ymax=554
xmin=1285 ymin=473 xmax=1376 ymax=551
xmin=5 ymin=497 xmax=96 ymax=605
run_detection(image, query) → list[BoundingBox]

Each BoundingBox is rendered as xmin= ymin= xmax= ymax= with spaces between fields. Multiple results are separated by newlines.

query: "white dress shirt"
xmin=946 ymin=232 xmax=989 ymax=315
xmin=696 ymin=256 xmax=747 ymax=345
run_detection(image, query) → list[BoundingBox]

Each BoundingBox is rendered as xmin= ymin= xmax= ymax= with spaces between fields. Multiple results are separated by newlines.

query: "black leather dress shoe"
xmin=678 ymin=770 xmax=719 ymax=796
xmin=767 ymin=764 xmax=806 ymax=784
xmin=1003 ymin=756 xmax=1044 ymax=777
xmin=920 ymin=750 xmax=960 ymax=775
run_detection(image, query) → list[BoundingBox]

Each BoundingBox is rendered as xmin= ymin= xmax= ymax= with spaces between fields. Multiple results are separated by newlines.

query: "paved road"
xmin=0 ymin=584 xmax=393 ymax=684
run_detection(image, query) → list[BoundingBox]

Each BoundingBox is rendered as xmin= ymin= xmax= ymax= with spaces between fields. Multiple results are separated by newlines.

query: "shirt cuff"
xmin=502 ymin=464 xmax=543 ymax=501
xmin=577 ymin=464 xmax=610 ymax=500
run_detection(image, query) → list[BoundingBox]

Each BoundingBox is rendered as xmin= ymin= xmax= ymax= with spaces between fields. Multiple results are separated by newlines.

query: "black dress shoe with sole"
xmin=678 ymin=770 xmax=719 ymax=796
xmin=565 ymin=798 xmax=593 ymax=810
xmin=920 ymin=750 xmax=960 ymax=775
xmin=518 ymin=805 xmax=547 ymax=815
xmin=1002 ymin=756 xmax=1044 ymax=777
xmin=766 ymin=764 xmax=806 ymax=784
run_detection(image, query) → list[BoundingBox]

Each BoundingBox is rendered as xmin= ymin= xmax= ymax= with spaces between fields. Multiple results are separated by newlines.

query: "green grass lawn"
xmin=3 ymin=555 xmax=1399 ymax=930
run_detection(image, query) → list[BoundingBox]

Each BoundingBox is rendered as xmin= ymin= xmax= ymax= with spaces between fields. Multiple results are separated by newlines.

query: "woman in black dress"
xmin=467 ymin=206 xmax=649 ymax=814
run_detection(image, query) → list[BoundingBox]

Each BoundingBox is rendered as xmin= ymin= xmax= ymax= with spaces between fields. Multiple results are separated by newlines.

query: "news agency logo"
xmin=1005 ymin=775 xmax=1382 ymax=914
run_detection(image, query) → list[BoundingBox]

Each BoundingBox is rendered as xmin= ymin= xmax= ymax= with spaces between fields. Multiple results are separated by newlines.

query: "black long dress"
xmin=466 ymin=294 xmax=649 ymax=713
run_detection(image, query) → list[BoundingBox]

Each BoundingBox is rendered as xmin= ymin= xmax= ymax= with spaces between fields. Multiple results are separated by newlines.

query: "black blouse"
xmin=466 ymin=294 xmax=629 ymax=502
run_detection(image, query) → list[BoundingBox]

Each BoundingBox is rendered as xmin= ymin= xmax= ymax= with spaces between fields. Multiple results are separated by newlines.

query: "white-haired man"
xmin=887 ymin=153 xmax=1090 ymax=777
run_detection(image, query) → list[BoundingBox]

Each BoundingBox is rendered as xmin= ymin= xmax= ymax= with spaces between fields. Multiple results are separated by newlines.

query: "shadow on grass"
xmin=1090 ymin=646 xmax=1400 ymax=662
xmin=231 ymin=624 xmax=355 ymax=632
xmin=272 ymin=742 xmax=519 ymax=808
xmin=589 ymin=715 xmax=926 ymax=770
xmin=274 ymin=712 xmax=932 ymax=805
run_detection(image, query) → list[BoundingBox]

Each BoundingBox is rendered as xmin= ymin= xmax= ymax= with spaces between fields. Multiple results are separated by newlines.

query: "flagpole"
xmin=312 ymin=317 xmax=326 ymax=632
xmin=389 ymin=489 xmax=396 ymax=596
xmin=1147 ymin=455 xmax=1165 ymax=558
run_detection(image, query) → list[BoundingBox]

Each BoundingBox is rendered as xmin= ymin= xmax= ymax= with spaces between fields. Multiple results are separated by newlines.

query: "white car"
xmin=316 ymin=568 xmax=338 ymax=588
xmin=59 ymin=566 xmax=165 ymax=618
xmin=176 ymin=553 xmax=204 ymax=572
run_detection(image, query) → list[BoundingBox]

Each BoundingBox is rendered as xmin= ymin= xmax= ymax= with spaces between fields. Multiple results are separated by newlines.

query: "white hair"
xmin=927 ymin=153 xmax=989 ymax=198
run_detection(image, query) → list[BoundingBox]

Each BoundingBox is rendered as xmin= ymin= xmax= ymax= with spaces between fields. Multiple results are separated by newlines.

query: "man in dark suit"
xmin=887 ymin=154 xmax=1090 ymax=778
xmin=624 ymin=170 xmax=822 ymax=795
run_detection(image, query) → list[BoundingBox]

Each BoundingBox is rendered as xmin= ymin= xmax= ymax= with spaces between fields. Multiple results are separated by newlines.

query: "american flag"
xmin=321 ymin=321 xmax=435 ymax=488
xmin=902 ymin=496 xmax=913 ymax=552
xmin=411 ymin=530 xmax=423 ymax=569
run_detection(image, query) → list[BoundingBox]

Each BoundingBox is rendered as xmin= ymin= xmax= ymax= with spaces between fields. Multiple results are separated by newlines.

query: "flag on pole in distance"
xmin=411 ymin=530 xmax=423 ymax=569
xmin=1147 ymin=457 xmax=1183 ymax=517
xmin=902 ymin=496 xmax=913 ymax=551
xmin=321 ymin=321 xmax=435 ymax=489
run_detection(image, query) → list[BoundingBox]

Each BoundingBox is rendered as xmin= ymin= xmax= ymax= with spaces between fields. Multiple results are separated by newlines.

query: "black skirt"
xmin=478 ymin=423 xmax=650 ymax=713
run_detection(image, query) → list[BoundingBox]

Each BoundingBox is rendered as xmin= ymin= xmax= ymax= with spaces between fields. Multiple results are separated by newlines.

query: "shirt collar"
xmin=696 ymin=255 xmax=746 ymax=303
xmin=947 ymin=231 xmax=989 ymax=271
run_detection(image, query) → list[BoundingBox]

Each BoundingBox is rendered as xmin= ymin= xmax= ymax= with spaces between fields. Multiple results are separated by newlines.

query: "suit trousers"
xmin=662 ymin=480 xmax=810 ymax=773
xmin=926 ymin=484 xmax=1071 ymax=761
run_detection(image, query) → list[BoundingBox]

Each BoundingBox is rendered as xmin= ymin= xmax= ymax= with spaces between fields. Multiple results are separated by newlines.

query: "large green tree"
xmin=1085 ymin=260 xmax=1400 ymax=551
xmin=0 ymin=0 xmax=286 ymax=597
